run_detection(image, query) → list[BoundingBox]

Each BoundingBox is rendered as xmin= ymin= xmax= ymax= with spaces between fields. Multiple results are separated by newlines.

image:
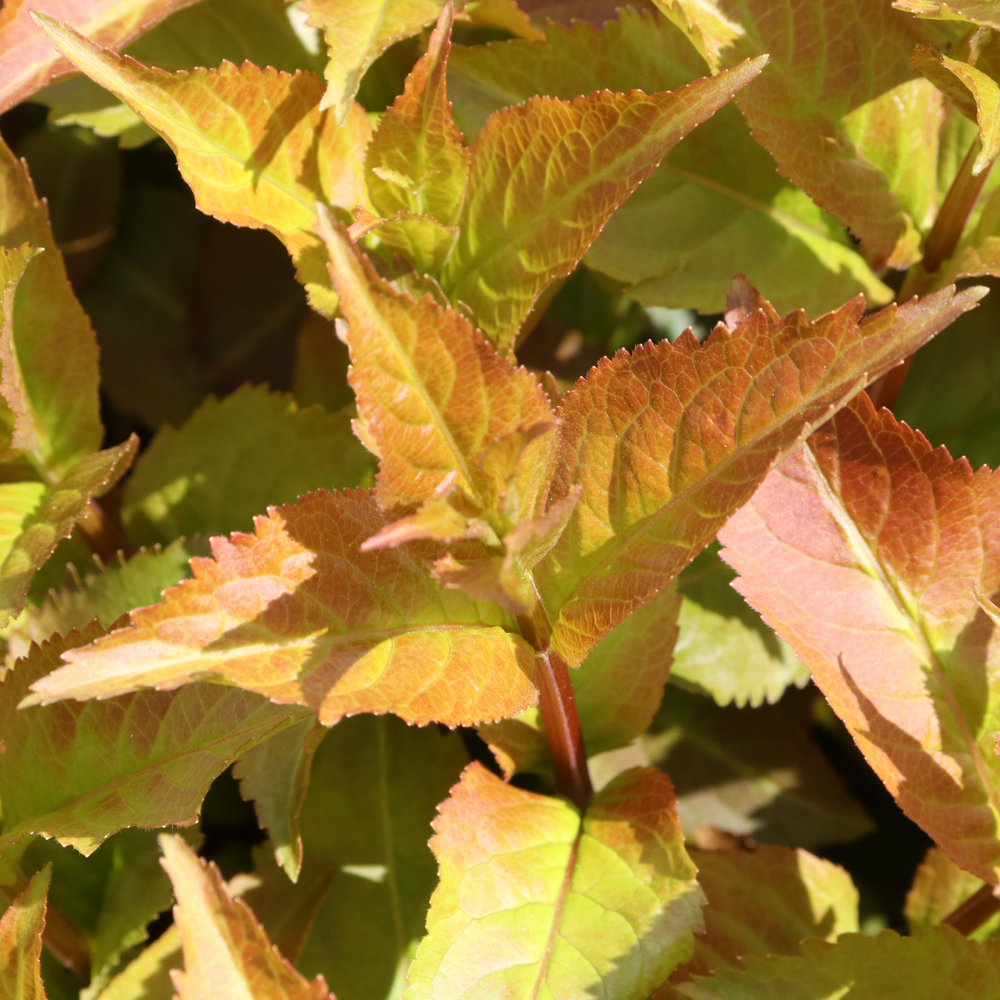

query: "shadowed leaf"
xmin=719 ymin=393 xmax=1000 ymax=883
xmin=906 ymin=847 xmax=1000 ymax=940
xmin=405 ymin=762 xmax=704 ymax=1000
xmin=536 ymin=280 xmax=985 ymax=666
xmin=91 ymin=923 xmax=182 ymax=1000
xmin=29 ymin=489 xmax=538 ymax=728
xmin=0 ymin=867 xmax=49 ymax=1000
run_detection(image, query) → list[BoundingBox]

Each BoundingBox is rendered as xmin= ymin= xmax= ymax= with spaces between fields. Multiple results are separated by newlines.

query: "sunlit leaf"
xmin=0 ymin=0 xmax=195 ymax=113
xmin=679 ymin=926 xmax=1000 ymax=1000
xmin=0 ymin=866 xmax=49 ymax=1000
xmin=719 ymin=393 xmax=1000 ymax=884
xmin=0 ymin=622 xmax=305 ymax=855
xmin=91 ymin=923 xmax=182 ymax=1000
xmin=159 ymin=834 xmax=334 ymax=1000
xmin=29 ymin=489 xmax=538 ymax=727
xmin=34 ymin=13 xmax=373 ymax=313
xmin=439 ymin=56 xmax=767 ymax=350
xmin=536 ymin=279 xmax=985 ymax=666
xmin=405 ymin=762 xmax=704 ymax=1000
xmin=894 ymin=0 xmax=1000 ymax=27
xmin=906 ymin=847 xmax=1000 ymax=940
xmin=233 ymin=717 xmax=326 ymax=881
xmin=122 ymin=384 xmax=373 ymax=547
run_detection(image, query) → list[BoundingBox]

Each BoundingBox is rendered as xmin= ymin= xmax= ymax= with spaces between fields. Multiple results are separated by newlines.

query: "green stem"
xmin=943 ymin=883 xmax=1000 ymax=936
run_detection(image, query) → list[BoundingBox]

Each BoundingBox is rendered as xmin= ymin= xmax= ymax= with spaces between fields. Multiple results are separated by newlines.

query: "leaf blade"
xmin=0 ymin=867 xmax=50 ymax=1000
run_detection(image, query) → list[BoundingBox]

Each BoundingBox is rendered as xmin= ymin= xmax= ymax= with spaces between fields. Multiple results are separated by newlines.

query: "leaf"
xmin=405 ymin=762 xmax=703 ymax=1000
xmin=0 ymin=136 xmax=102 ymax=474
xmin=894 ymin=0 xmax=1000 ymax=27
xmin=0 ymin=866 xmax=49 ymax=1000
xmin=29 ymin=489 xmax=538 ymax=728
xmin=664 ymin=846 xmax=857 ymax=990
xmin=481 ymin=584 xmax=682 ymax=777
xmin=366 ymin=6 xmax=469 ymax=229
xmin=439 ymin=57 xmax=767 ymax=350
xmin=0 ymin=0 xmax=195 ymax=113
xmin=718 ymin=393 xmax=1000 ymax=884
xmin=0 ymin=621 xmax=306 ymax=855
xmin=233 ymin=718 xmax=327 ymax=881
xmin=906 ymin=847 xmax=1000 ymax=940
xmin=678 ymin=926 xmax=1000 ymax=1000
xmin=300 ymin=0 xmax=454 ymax=122
xmin=912 ymin=45 xmax=1000 ymax=174
xmin=319 ymin=217 xmax=553 ymax=518
xmin=158 ymin=834 xmax=334 ymax=1000
xmin=645 ymin=688 xmax=873 ymax=849
xmin=122 ymin=385 xmax=373 ymax=547
xmin=671 ymin=544 xmax=808 ymax=708
xmin=448 ymin=9 xmax=891 ymax=318
xmin=535 ymin=279 xmax=986 ymax=667
xmin=34 ymin=14 xmax=373 ymax=313
xmin=92 ymin=924 xmax=182 ymax=1000
xmin=294 ymin=715 xmax=468 ymax=1000
xmin=292 ymin=312 xmax=354 ymax=414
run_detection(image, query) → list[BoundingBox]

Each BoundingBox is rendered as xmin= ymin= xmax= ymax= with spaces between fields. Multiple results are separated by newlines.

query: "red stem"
xmin=536 ymin=649 xmax=593 ymax=810
xmin=943 ymin=883 xmax=1000 ymax=936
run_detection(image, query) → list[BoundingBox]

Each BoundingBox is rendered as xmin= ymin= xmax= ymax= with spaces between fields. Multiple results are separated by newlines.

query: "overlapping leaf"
xmin=405 ymin=762 xmax=703 ymax=1000
xmin=534 ymin=279 xmax=985 ymax=666
xmin=906 ymin=847 xmax=1000 ymax=939
xmin=719 ymin=393 xmax=1000 ymax=883
xmin=159 ymin=834 xmax=334 ymax=1000
xmin=0 ymin=622 xmax=305 ymax=855
xmin=28 ymin=489 xmax=537 ymax=727
xmin=122 ymin=385 xmax=373 ymax=547
xmin=448 ymin=9 xmax=890 ymax=317
xmin=894 ymin=0 xmax=1000 ymax=27
xmin=0 ymin=0 xmax=196 ymax=114
xmin=439 ymin=55 xmax=767 ymax=349
xmin=679 ymin=926 xmax=1000 ymax=1000
xmin=300 ymin=0 xmax=455 ymax=122
xmin=0 ymin=867 xmax=49 ymax=1000
xmin=34 ymin=14 xmax=373 ymax=313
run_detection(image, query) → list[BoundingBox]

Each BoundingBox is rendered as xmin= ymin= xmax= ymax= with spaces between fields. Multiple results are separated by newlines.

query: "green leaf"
xmin=233 ymin=718 xmax=327 ymax=881
xmin=406 ymin=762 xmax=704 ymax=1000
xmin=679 ymin=926 xmax=1000 ymax=1000
xmin=448 ymin=9 xmax=891 ymax=318
xmin=646 ymin=689 xmax=873 ymax=848
xmin=0 ymin=621 xmax=306 ymax=855
xmin=294 ymin=715 xmax=468 ymax=1000
xmin=91 ymin=924 xmax=181 ymax=1000
xmin=536 ymin=279 xmax=985 ymax=667
xmin=29 ymin=490 xmax=539 ymax=728
xmin=671 ymin=544 xmax=808 ymax=708
xmin=293 ymin=312 xmax=354 ymax=414
xmin=907 ymin=847 xmax=1000 ymax=941
xmin=480 ymin=584 xmax=681 ymax=777
xmin=122 ymin=385 xmax=373 ymax=547
xmin=439 ymin=56 xmax=767 ymax=350
xmin=894 ymin=0 xmax=1000 ymax=28
xmin=0 ymin=866 xmax=49 ymax=1000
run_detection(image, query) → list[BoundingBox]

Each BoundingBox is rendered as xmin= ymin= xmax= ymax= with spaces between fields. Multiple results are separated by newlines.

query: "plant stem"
xmin=943 ymin=883 xmax=1000 ymax=936
xmin=536 ymin=648 xmax=593 ymax=811
xmin=76 ymin=498 xmax=134 ymax=562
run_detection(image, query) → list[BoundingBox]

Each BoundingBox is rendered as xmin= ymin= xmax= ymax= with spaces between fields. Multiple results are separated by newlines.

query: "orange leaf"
xmin=719 ymin=393 xmax=1000 ymax=884
xmin=27 ymin=489 xmax=537 ymax=728
xmin=160 ymin=834 xmax=333 ymax=1000
xmin=33 ymin=13 xmax=372 ymax=313
xmin=0 ymin=867 xmax=49 ymax=1000
xmin=0 ymin=0 xmax=194 ymax=113
xmin=536 ymin=278 xmax=985 ymax=666
xmin=440 ymin=57 xmax=767 ymax=350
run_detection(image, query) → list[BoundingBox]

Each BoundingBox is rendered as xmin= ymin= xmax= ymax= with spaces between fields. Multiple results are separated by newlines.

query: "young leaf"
xmin=233 ymin=718 xmax=327 ymax=881
xmin=122 ymin=385 xmax=373 ymax=547
xmin=646 ymin=689 xmax=873 ymax=849
xmin=32 ymin=13 xmax=373 ymax=313
xmin=718 ymin=393 xmax=1000 ymax=884
xmin=301 ymin=0 xmax=454 ymax=122
xmin=672 ymin=545 xmax=808 ymax=708
xmin=679 ymin=926 xmax=1000 ymax=1000
xmin=664 ymin=846 xmax=857 ymax=990
xmin=29 ymin=489 xmax=538 ymax=728
xmin=365 ymin=5 xmax=469 ymax=228
xmin=536 ymin=279 xmax=985 ymax=667
xmin=92 ymin=923 xmax=182 ymax=1000
xmin=320 ymin=218 xmax=553 ymax=517
xmin=0 ymin=0 xmax=193 ymax=113
xmin=480 ymin=584 xmax=681 ymax=777
xmin=0 ymin=622 xmax=306 ymax=855
xmin=294 ymin=715 xmax=468 ymax=1000
xmin=158 ymin=834 xmax=334 ymax=1000
xmin=405 ymin=762 xmax=703 ymax=1000
xmin=449 ymin=9 xmax=891 ymax=318
xmin=439 ymin=56 xmax=767 ymax=350
xmin=907 ymin=847 xmax=1000 ymax=940
xmin=0 ymin=866 xmax=50 ymax=1000
xmin=894 ymin=0 xmax=1000 ymax=26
